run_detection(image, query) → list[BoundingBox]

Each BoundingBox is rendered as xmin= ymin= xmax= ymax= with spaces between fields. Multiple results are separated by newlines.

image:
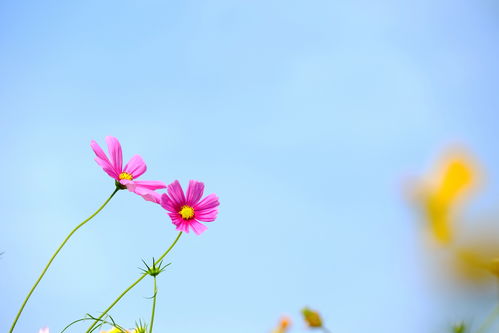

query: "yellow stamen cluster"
xmin=119 ymin=172 xmax=133 ymax=180
xmin=179 ymin=205 xmax=195 ymax=220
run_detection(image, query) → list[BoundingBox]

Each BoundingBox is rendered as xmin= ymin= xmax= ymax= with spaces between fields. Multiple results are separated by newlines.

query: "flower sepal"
xmin=115 ymin=180 xmax=127 ymax=190
xmin=140 ymin=258 xmax=170 ymax=277
xmin=133 ymin=320 xmax=147 ymax=333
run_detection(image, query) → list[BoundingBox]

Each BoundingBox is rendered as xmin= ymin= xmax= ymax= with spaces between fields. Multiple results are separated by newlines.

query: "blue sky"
xmin=1 ymin=1 xmax=499 ymax=332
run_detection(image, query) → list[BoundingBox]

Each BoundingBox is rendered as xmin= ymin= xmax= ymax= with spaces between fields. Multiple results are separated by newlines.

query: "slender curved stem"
xmin=149 ymin=277 xmax=158 ymax=333
xmin=475 ymin=304 xmax=499 ymax=333
xmin=9 ymin=187 xmax=120 ymax=333
xmin=85 ymin=231 xmax=183 ymax=333
xmin=61 ymin=315 xmax=127 ymax=333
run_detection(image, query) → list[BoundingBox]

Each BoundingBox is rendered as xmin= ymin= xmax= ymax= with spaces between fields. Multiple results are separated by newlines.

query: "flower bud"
xmin=301 ymin=307 xmax=323 ymax=328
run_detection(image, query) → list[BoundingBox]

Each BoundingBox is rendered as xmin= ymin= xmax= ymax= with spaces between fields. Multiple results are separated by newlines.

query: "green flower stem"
xmin=85 ymin=231 xmax=183 ymax=333
xmin=149 ymin=277 xmax=158 ymax=333
xmin=9 ymin=187 xmax=120 ymax=333
xmin=61 ymin=316 xmax=127 ymax=333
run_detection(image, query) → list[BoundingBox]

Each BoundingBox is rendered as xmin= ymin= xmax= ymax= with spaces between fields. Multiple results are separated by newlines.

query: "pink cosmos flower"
xmin=160 ymin=180 xmax=219 ymax=235
xmin=91 ymin=136 xmax=166 ymax=202
xmin=38 ymin=328 xmax=49 ymax=333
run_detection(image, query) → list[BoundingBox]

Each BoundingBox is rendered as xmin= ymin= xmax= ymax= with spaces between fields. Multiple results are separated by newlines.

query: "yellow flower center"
xmin=179 ymin=205 xmax=195 ymax=220
xmin=119 ymin=172 xmax=134 ymax=180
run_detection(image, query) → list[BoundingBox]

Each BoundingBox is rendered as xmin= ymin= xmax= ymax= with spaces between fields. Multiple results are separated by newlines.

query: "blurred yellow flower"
xmin=100 ymin=328 xmax=122 ymax=333
xmin=412 ymin=149 xmax=478 ymax=244
xmin=301 ymin=307 xmax=323 ymax=328
xmin=271 ymin=316 xmax=291 ymax=333
xmin=100 ymin=322 xmax=145 ymax=333
xmin=100 ymin=328 xmax=131 ymax=333
xmin=489 ymin=258 xmax=499 ymax=277
xmin=453 ymin=237 xmax=499 ymax=283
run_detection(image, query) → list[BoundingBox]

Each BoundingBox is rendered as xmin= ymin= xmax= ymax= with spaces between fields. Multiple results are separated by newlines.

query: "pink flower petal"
xmin=161 ymin=193 xmax=177 ymax=212
xmin=90 ymin=140 xmax=110 ymax=162
xmin=133 ymin=187 xmax=162 ymax=204
xmin=105 ymin=136 xmax=123 ymax=173
xmin=91 ymin=139 xmax=119 ymax=178
xmin=95 ymin=157 xmax=119 ymax=179
xmin=173 ymin=219 xmax=190 ymax=233
xmin=169 ymin=212 xmax=181 ymax=222
xmin=167 ymin=180 xmax=186 ymax=207
xmin=186 ymin=180 xmax=205 ymax=206
xmin=168 ymin=212 xmax=185 ymax=225
xmin=120 ymin=180 xmax=163 ymax=204
xmin=189 ymin=220 xmax=208 ymax=235
xmin=194 ymin=193 xmax=219 ymax=211
xmin=195 ymin=208 xmax=218 ymax=222
xmin=132 ymin=180 xmax=166 ymax=190
xmin=119 ymin=179 xmax=134 ymax=186
xmin=159 ymin=180 xmax=219 ymax=235
xmin=123 ymin=155 xmax=147 ymax=179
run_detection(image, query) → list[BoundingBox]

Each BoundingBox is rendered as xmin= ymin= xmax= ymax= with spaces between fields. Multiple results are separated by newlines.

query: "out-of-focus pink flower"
xmin=91 ymin=136 xmax=166 ymax=202
xmin=160 ymin=180 xmax=219 ymax=235
xmin=38 ymin=328 xmax=49 ymax=333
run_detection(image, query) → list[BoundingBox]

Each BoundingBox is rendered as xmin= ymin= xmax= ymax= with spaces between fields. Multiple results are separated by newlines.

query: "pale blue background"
xmin=1 ymin=1 xmax=499 ymax=332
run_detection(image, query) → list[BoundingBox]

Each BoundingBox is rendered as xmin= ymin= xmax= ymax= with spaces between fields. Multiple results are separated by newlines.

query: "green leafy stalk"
xmin=85 ymin=231 xmax=183 ymax=333
xmin=9 ymin=187 xmax=120 ymax=333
